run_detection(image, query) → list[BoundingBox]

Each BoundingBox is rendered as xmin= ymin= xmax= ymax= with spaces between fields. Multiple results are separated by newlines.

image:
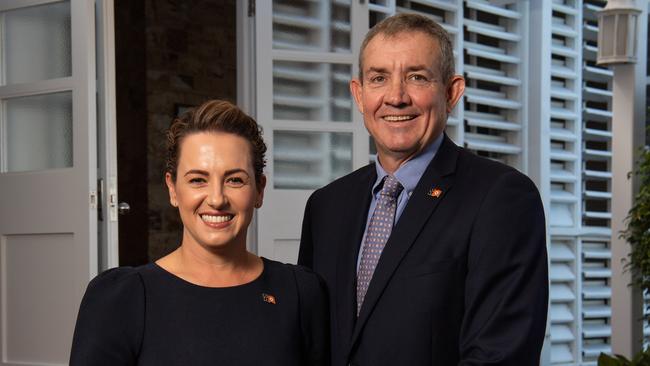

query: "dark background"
xmin=115 ymin=0 xmax=237 ymax=265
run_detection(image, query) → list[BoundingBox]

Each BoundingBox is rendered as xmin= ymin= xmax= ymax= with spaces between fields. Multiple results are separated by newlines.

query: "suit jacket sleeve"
xmin=69 ymin=268 xmax=145 ymax=365
xmin=294 ymin=266 xmax=331 ymax=366
xmin=298 ymin=193 xmax=315 ymax=269
xmin=459 ymin=170 xmax=548 ymax=365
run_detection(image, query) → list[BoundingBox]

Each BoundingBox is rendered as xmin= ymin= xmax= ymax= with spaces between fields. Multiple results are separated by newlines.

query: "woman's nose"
xmin=207 ymin=183 xmax=227 ymax=208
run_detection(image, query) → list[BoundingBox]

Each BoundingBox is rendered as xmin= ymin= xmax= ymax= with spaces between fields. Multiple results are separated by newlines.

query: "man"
xmin=298 ymin=13 xmax=548 ymax=366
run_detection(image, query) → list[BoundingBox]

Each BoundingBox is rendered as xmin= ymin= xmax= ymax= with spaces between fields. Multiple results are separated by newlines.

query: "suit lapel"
xmin=336 ymin=165 xmax=376 ymax=351
xmin=349 ymin=136 xmax=460 ymax=349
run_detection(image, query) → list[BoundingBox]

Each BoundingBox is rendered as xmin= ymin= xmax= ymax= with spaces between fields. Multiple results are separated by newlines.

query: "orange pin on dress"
xmin=428 ymin=188 xmax=443 ymax=198
xmin=262 ymin=293 xmax=276 ymax=304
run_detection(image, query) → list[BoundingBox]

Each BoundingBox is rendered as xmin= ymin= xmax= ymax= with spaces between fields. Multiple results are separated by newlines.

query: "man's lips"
xmin=382 ymin=115 xmax=417 ymax=121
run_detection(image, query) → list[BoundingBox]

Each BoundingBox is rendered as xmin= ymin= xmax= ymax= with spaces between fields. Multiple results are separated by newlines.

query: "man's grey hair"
xmin=358 ymin=13 xmax=455 ymax=85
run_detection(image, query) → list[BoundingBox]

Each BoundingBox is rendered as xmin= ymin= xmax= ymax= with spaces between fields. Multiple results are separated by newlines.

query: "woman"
xmin=70 ymin=100 xmax=329 ymax=365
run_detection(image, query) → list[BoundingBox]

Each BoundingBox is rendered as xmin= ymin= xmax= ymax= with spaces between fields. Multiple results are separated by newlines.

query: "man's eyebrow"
xmin=405 ymin=65 xmax=432 ymax=72
xmin=366 ymin=65 xmax=433 ymax=74
xmin=366 ymin=67 xmax=388 ymax=74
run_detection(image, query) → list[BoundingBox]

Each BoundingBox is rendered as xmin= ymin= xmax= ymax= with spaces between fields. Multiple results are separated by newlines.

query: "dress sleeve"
xmin=293 ymin=267 xmax=330 ymax=366
xmin=69 ymin=267 xmax=145 ymax=366
xmin=459 ymin=170 xmax=548 ymax=365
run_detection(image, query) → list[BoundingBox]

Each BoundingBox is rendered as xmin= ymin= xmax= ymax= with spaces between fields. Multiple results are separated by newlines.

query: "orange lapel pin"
xmin=428 ymin=188 xmax=443 ymax=198
xmin=262 ymin=293 xmax=277 ymax=304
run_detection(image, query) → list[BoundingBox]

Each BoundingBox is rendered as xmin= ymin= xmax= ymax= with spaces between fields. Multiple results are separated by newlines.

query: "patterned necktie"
xmin=356 ymin=175 xmax=403 ymax=315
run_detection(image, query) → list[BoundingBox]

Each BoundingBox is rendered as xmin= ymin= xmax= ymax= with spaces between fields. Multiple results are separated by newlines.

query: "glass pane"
xmin=273 ymin=1 xmax=350 ymax=53
xmin=274 ymin=131 xmax=352 ymax=189
xmin=3 ymin=1 xmax=72 ymax=85
xmin=5 ymin=92 xmax=73 ymax=172
xmin=273 ymin=61 xmax=352 ymax=122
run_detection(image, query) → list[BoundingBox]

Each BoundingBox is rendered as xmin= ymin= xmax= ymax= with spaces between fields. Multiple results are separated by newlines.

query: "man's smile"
xmin=382 ymin=115 xmax=417 ymax=122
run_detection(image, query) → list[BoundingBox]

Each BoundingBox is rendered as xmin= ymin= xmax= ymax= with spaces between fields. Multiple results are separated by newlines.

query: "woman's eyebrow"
xmin=183 ymin=168 xmax=250 ymax=177
xmin=184 ymin=169 xmax=209 ymax=177
xmin=224 ymin=168 xmax=250 ymax=176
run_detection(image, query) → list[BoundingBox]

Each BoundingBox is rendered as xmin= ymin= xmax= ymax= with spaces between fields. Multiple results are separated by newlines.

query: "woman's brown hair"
xmin=165 ymin=100 xmax=267 ymax=187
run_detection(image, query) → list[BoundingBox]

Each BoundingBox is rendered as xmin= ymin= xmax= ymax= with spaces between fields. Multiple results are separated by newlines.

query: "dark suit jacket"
xmin=298 ymin=135 xmax=548 ymax=366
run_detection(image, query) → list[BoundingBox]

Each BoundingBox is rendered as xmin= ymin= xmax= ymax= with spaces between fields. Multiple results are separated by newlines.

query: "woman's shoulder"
xmin=83 ymin=265 xmax=152 ymax=306
xmin=71 ymin=266 xmax=149 ymax=364
xmin=262 ymin=258 xmax=327 ymax=295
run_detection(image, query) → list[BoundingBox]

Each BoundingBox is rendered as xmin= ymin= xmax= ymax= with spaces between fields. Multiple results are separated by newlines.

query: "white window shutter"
xmin=462 ymin=0 xmax=526 ymax=169
xmin=247 ymin=2 xmax=633 ymax=364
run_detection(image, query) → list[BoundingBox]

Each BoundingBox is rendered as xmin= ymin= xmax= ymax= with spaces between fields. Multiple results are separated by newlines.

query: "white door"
xmin=0 ymin=0 xmax=98 ymax=364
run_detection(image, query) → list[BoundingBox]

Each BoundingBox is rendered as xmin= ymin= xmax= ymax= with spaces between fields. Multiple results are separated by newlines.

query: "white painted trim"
xmin=272 ymin=50 xmax=355 ymax=64
xmin=0 ymin=78 xmax=74 ymax=98
xmin=70 ymin=0 xmax=98 ymax=279
xmin=0 ymin=0 xmax=63 ymax=12
xmin=610 ymin=0 xmax=648 ymax=356
xmin=237 ymin=0 xmax=259 ymax=255
xmin=268 ymin=120 xmax=359 ymax=132
xmin=96 ymin=0 xmax=118 ymax=270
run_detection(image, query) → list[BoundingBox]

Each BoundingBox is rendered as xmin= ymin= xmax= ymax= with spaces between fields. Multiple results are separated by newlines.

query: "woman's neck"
xmin=156 ymin=242 xmax=263 ymax=287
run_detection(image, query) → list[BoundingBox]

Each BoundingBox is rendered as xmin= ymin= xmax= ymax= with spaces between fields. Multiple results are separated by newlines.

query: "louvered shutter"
xmin=580 ymin=1 xmax=613 ymax=363
xmin=245 ymin=2 xmax=642 ymax=364
xmin=462 ymin=0 xmax=526 ymax=168
xmin=544 ymin=0 xmax=584 ymax=363
xmin=255 ymin=1 xmax=369 ymax=263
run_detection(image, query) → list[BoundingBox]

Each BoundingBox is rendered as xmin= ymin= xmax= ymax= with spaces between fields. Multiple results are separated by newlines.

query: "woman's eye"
xmin=226 ymin=177 xmax=245 ymax=187
xmin=189 ymin=177 xmax=206 ymax=184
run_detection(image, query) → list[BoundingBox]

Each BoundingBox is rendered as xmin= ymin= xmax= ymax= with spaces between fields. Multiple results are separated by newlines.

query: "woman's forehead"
xmin=177 ymin=132 xmax=253 ymax=170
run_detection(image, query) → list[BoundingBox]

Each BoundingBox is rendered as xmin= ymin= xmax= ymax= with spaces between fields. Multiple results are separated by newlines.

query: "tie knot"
xmin=380 ymin=175 xmax=403 ymax=199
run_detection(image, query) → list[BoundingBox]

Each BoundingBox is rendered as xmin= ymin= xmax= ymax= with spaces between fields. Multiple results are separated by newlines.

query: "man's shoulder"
xmin=456 ymin=145 xmax=520 ymax=177
xmin=311 ymin=163 xmax=376 ymax=200
xmin=454 ymin=145 xmax=539 ymax=194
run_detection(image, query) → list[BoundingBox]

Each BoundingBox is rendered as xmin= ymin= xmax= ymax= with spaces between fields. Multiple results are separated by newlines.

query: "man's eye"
xmin=409 ymin=74 xmax=428 ymax=82
xmin=370 ymin=75 xmax=386 ymax=83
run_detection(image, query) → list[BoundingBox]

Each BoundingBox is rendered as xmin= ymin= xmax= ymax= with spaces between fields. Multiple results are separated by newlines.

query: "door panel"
xmin=0 ymin=0 xmax=97 ymax=364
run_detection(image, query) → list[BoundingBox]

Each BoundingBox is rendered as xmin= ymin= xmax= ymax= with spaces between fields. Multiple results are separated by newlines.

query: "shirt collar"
xmin=372 ymin=133 xmax=444 ymax=195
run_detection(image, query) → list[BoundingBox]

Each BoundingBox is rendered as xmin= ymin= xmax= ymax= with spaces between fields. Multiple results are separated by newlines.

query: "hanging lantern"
xmin=597 ymin=0 xmax=641 ymax=65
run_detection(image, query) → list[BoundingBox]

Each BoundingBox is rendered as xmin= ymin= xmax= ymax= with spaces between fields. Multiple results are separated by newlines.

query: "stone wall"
xmin=144 ymin=0 xmax=237 ymax=261
xmin=116 ymin=0 xmax=148 ymax=266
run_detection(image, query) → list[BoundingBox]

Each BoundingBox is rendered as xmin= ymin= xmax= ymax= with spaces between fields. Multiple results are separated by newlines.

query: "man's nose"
xmin=384 ymin=78 xmax=411 ymax=106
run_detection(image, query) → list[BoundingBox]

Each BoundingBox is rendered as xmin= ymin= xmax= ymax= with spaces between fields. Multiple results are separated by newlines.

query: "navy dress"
xmin=70 ymin=257 xmax=329 ymax=366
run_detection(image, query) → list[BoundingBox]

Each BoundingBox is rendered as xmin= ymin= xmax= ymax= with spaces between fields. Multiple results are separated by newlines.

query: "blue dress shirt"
xmin=357 ymin=133 xmax=444 ymax=271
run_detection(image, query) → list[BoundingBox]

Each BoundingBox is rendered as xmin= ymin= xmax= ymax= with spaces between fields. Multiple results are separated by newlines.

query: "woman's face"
xmin=166 ymin=132 xmax=265 ymax=252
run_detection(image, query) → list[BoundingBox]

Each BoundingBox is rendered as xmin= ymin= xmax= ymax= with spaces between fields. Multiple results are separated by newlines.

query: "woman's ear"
xmin=165 ymin=172 xmax=178 ymax=207
xmin=255 ymin=174 xmax=267 ymax=208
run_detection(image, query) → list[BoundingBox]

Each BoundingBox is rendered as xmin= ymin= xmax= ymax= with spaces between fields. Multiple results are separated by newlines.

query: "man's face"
xmin=350 ymin=31 xmax=464 ymax=169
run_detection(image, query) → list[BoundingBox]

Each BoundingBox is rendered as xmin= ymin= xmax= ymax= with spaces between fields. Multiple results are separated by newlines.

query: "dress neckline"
xmin=150 ymin=257 xmax=269 ymax=290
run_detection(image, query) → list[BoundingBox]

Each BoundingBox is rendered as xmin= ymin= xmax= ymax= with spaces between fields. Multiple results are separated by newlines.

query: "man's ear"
xmin=165 ymin=172 xmax=178 ymax=207
xmin=446 ymin=75 xmax=465 ymax=113
xmin=350 ymin=77 xmax=364 ymax=114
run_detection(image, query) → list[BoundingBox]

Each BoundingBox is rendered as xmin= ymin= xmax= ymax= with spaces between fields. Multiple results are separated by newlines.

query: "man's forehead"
xmin=362 ymin=31 xmax=441 ymax=70
xmin=366 ymin=30 xmax=439 ymax=51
